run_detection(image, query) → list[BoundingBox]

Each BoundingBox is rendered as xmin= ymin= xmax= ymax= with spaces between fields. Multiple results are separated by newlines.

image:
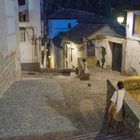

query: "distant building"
xmin=0 ymin=0 xmax=21 ymax=97
xmin=18 ymin=0 xmax=44 ymax=71
xmin=47 ymin=9 xmax=122 ymax=39
xmin=47 ymin=9 xmax=125 ymax=70
xmin=51 ymin=23 xmax=125 ymax=70
xmin=125 ymin=7 xmax=140 ymax=75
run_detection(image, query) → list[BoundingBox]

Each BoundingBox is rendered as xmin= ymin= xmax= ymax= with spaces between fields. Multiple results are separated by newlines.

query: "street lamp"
xmin=117 ymin=16 xmax=124 ymax=24
xmin=67 ymin=43 xmax=71 ymax=48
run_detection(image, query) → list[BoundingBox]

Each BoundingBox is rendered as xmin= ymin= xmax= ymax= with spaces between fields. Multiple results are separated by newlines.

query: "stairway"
xmin=64 ymin=132 xmax=135 ymax=140
xmin=1 ymin=131 xmax=135 ymax=140
xmin=40 ymin=68 xmax=75 ymax=75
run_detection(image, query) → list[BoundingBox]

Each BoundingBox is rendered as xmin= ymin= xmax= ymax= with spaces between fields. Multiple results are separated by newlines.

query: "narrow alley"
xmin=0 ymin=0 xmax=140 ymax=140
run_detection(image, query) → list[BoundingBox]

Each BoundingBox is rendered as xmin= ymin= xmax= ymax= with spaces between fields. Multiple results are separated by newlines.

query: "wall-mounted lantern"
xmin=117 ymin=16 xmax=124 ymax=24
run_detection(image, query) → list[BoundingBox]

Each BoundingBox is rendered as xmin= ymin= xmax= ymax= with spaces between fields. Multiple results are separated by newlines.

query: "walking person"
xmin=108 ymin=81 xmax=126 ymax=133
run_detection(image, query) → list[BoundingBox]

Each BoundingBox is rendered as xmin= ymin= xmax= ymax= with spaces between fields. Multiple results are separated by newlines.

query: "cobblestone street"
xmin=0 ymin=68 xmax=127 ymax=139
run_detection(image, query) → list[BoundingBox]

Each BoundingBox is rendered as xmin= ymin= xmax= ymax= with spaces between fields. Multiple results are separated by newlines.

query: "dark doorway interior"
xmin=87 ymin=41 xmax=95 ymax=57
xmin=112 ymin=43 xmax=122 ymax=72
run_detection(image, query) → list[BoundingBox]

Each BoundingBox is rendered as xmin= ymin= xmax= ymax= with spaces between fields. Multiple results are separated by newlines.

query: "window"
xmin=20 ymin=28 xmax=26 ymax=42
xmin=19 ymin=12 xmax=29 ymax=22
xmin=133 ymin=13 xmax=140 ymax=35
xmin=18 ymin=0 xmax=26 ymax=6
xmin=68 ymin=23 xmax=72 ymax=29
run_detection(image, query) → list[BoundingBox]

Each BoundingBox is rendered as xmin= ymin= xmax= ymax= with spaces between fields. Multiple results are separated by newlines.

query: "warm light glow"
xmin=117 ymin=17 xmax=124 ymax=24
xmin=67 ymin=44 xmax=71 ymax=48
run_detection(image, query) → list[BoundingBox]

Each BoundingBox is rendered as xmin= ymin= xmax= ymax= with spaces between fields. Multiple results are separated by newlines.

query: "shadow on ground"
xmin=47 ymin=98 xmax=107 ymax=134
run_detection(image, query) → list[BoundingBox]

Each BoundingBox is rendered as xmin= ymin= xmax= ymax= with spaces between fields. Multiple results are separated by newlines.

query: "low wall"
xmin=0 ymin=49 xmax=21 ymax=97
xmin=86 ymin=57 xmax=97 ymax=67
xmin=21 ymin=62 xmax=40 ymax=71
xmin=40 ymin=68 xmax=75 ymax=76
xmin=107 ymin=80 xmax=140 ymax=139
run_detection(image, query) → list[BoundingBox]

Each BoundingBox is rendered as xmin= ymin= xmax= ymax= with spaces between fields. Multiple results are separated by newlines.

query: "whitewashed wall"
xmin=0 ymin=0 xmax=19 ymax=56
xmin=28 ymin=0 xmax=41 ymax=37
xmin=126 ymin=11 xmax=140 ymax=41
xmin=0 ymin=0 xmax=21 ymax=97
xmin=50 ymin=41 xmax=84 ymax=68
xmin=125 ymin=11 xmax=140 ymax=75
xmin=94 ymin=39 xmax=110 ymax=68
xmin=20 ymin=42 xmax=34 ymax=63
xmin=50 ymin=42 xmax=60 ymax=68
xmin=88 ymin=26 xmax=124 ymax=70
xmin=48 ymin=19 xmax=78 ymax=38
xmin=65 ymin=43 xmax=84 ymax=68
xmin=94 ymin=37 xmax=125 ymax=71
xmin=125 ymin=39 xmax=140 ymax=75
xmin=19 ymin=0 xmax=42 ymax=67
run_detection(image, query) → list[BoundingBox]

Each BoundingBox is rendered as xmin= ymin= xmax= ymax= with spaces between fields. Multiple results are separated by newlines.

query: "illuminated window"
xmin=20 ymin=28 xmax=26 ymax=42
xmin=133 ymin=13 xmax=140 ymax=35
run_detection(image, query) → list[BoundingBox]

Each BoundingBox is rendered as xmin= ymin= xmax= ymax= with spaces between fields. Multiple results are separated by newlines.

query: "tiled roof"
xmin=48 ymin=9 xmax=116 ymax=25
xmin=51 ymin=9 xmax=125 ymax=46
xmin=48 ymin=8 xmax=125 ymax=36
xmin=52 ymin=23 xmax=124 ymax=46
xmin=61 ymin=23 xmax=105 ymax=43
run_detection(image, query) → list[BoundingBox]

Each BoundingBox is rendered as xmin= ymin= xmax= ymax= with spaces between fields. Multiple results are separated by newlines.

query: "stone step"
xmin=40 ymin=68 xmax=75 ymax=74
xmin=64 ymin=132 xmax=135 ymax=140
xmin=1 ymin=131 xmax=135 ymax=140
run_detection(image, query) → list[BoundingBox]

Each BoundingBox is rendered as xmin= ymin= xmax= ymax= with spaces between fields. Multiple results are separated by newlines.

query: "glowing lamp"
xmin=117 ymin=17 xmax=124 ymax=24
xmin=67 ymin=43 xmax=71 ymax=48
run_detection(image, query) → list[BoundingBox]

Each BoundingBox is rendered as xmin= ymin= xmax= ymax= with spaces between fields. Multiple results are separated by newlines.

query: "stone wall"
xmin=125 ymin=39 xmax=140 ymax=75
xmin=0 ymin=49 xmax=21 ymax=97
xmin=107 ymin=80 xmax=140 ymax=139
xmin=0 ymin=0 xmax=21 ymax=97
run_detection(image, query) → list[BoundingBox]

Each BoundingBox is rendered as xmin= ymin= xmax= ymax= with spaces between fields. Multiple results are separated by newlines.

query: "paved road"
xmin=0 ymin=79 xmax=76 ymax=138
xmin=0 ymin=68 xmax=126 ymax=139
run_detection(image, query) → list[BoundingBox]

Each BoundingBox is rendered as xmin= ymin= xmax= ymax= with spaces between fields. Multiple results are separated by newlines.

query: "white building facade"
xmin=19 ymin=0 xmax=43 ymax=70
xmin=125 ymin=10 xmax=140 ymax=75
xmin=0 ymin=0 xmax=21 ymax=97
xmin=87 ymin=25 xmax=125 ymax=72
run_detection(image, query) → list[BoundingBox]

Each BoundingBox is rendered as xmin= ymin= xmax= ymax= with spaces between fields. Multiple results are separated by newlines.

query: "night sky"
xmin=45 ymin=0 xmax=140 ymax=18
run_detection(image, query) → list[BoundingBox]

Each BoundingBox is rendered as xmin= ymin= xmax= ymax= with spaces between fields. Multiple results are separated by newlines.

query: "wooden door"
xmin=112 ymin=43 xmax=122 ymax=72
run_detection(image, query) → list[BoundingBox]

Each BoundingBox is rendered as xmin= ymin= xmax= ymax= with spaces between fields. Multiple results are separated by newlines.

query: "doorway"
xmin=112 ymin=43 xmax=122 ymax=72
